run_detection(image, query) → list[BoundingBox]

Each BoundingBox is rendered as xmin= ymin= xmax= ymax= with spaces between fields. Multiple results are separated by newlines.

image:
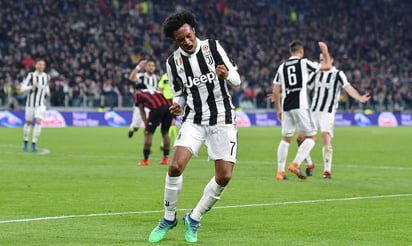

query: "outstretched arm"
xmin=344 ymin=84 xmax=371 ymax=103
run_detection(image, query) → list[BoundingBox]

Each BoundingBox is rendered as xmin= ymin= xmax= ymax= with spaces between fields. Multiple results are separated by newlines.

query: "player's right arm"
xmin=20 ymin=72 xmax=34 ymax=92
xmin=272 ymin=67 xmax=283 ymax=122
xmin=273 ymin=84 xmax=282 ymax=122
xmin=166 ymin=58 xmax=186 ymax=116
xmin=129 ymin=60 xmax=147 ymax=82
xmin=318 ymin=42 xmax=332 ymax=71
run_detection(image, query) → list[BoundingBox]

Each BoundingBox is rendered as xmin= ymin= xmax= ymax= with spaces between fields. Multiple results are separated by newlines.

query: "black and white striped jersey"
xmin=166 ymin=38 xmax=241 ymax=125
xmin=136 ymin=72 xmax=159 ymax=91
xmin=21 ymin=72 xmax=51 ymax=107
xmin=308 ymin=67 xmax=350 ymax=113
xmin=273 ymin=56 xmax=320 ymax=111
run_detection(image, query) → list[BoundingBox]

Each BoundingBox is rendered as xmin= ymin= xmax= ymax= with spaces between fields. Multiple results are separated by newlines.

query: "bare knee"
xmin=215 ymin=161 xmax=234 ymax=187
xmin=215 ymin=172 xmax=232 ymax=187
xmin=168 ymin=163 xmax=184 ymax=177
xmin=168 ymin=147 xmax=191 ymax=177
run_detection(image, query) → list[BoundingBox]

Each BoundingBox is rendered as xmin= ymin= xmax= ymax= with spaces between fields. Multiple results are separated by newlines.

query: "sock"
xmin=277 ymin=140 xmax=289 ymax=172
xmin=169 ymin=125 xmax=177 ymax=142
xmin=143 ymin=149 xmax=150 ymax=160
xmin=163 ymin=149 xmax=169 ymax=158
xmin=323 ymin=145 xmax=333 ymax=173
xmin=305 ymin=155 xmax=313 ymax=165
xmin=293 ymin=138 xmax=316 ymax=165
xmin=32 ymin=124 xmax=42 ymax=143
xmin=23 ymin=124 xmax=31 ymax=141
xmin=164 ymin=174 xmax=183 ymax=221
xmin=190 ymin=176 xmax=225 ymax=222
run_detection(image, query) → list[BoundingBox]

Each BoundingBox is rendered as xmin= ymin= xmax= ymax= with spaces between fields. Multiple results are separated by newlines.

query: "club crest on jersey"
xmin=202 ymin=44 xmax=214 ymax=65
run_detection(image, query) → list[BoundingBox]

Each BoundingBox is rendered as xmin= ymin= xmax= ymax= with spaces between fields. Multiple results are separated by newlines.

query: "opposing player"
xmin=133 ymin=83 xmax=173 ymax=166
xmin=128 ymin=59 xmax=160 ymax=138
xmin=272 ymin=40 xmax=331 ymax=180
xmin=20 ymin=59 xmax=51 ymax=152
xmin=297 ymin=54 xmax=371 ymax=179
xmin=148 ymin=10 xmax=241 ymax=243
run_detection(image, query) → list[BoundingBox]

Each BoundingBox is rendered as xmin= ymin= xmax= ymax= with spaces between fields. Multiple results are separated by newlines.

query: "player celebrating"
xmin=148 ymin=10 xmax=241 ymax=243
xmin=272 ymin=40 xmax=331 ymax=180
xmin=20 ymin=59 xmax=51 ymax=152
xmin=297 ymin=54 xmax=371 ymax=179
xmin=128 ymin=59 xmax=160 ymax=138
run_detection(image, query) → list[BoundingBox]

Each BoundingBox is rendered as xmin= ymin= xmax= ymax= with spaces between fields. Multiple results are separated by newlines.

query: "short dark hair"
xmin=289 ymin=40 xmax=304 ymax=54
xmin=135 ymin=83 xmax=147 ymax=90
xmin=162 ymin=10 xmax=197 ymax=39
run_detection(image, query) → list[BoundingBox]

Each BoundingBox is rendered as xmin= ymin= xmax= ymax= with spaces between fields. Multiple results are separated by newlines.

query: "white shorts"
xmin=25 ymin=106 xmax=46 ymax=122
xmin=282 ymin=109 xmax=316 ymax=137
xmin=312 ymin=111 xmax=335 ymax=138
xmin=174 ymin=122 xmax=238 ymax=163
xmin=130 ymin=106 xmax=150 ymax=128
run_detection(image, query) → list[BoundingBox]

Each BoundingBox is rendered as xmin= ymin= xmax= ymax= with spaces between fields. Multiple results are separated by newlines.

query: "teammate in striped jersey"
xmin=128 ymin=59 xmax=160 ymax=138
xmin=133 ymin=83 xmax=173 ymax=166
xmin=272 ymin=40 xmax=331 ymax=180
xmin=148 ymin=10 xmax=241 ymax=243
xmin=20 ymin=59 xmax=50 ymax=152
xmin=298 ymin=54 xmax=370 ymax=179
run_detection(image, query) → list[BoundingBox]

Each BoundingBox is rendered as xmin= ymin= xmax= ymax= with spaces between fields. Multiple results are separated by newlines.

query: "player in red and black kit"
xmin=134 ymin=83 xmax=173 ymax=166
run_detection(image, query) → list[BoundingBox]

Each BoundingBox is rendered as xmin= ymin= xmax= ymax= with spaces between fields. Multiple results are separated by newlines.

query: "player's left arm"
xmin=344 ymin=84 xmax=370 ymax=103
xmin=215 ymin=41 xmax=241 ymax=87
xmin=341 ymin=71 xmax=370 ymax=103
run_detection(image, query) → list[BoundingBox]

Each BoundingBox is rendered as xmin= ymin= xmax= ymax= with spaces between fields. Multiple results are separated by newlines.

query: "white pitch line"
xmin=1 ymin=144 xmax=411 ymax=171
xmin=0 ymin=193 xmax=411 ymax=225
xmin=0 ymin=144 xmax=50 ymax=155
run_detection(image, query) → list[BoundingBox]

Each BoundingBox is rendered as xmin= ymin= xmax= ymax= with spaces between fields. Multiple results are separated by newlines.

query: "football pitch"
xmin=1 ymin=126 xmax=411 ymax=245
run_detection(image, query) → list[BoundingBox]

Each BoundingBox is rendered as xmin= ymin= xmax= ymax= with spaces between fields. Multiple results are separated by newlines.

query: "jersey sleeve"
xmin=338 ymin=70 xmax=350 ymax=88
xmin=272 ymin=65 xmax=282 ymax=85
xmin=20 ymin=72 xmax=33 ymax=92
xmin=307 ymin=71 xmax=317 ymax=90
xmin=305 ymin=59 xmax=321 ymax=73
xmin=216 ymin=40 xmax=241 ymax=87
xmin=166 ymin=55 xmax=184 ymax=97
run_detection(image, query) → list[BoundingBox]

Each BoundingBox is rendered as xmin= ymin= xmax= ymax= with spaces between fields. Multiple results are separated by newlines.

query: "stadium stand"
xmin=0 ymin=0 xmax=411 ymax=111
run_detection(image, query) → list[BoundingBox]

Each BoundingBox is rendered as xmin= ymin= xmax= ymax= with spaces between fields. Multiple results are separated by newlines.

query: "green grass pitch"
xmin=0 ymin=126 xmax=411 ymax=245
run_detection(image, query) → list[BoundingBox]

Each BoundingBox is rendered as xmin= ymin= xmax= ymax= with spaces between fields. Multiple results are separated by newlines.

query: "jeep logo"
xmin=186 ymin=72 xmax=216 ymax=88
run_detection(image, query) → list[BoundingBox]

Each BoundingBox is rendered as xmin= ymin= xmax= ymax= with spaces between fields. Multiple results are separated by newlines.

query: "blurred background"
xmin=1 ymin=0 xmax=411 ymax=112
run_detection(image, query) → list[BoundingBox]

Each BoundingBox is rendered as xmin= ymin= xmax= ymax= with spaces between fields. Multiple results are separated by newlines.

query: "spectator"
xmin=0 ymin=0 xmax=411 ymax=111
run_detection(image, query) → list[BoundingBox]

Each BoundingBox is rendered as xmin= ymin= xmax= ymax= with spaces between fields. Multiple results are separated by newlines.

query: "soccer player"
xmin=128 ymin=59 xmax=160 ymax=138
xmin=297 ymin=54 xmax=371 ymax=179
xmin=272 ymin=40 xmax=331 ymax=180
xmin=148 ymin=10 xmax=241 ymax=243
xmin=133 ymin=83 xmax=173 ymax=166
xmin=158 ymin=73 xmax=178 ymax=147
xmin=20 ymin=59 xmax=51 ymax=152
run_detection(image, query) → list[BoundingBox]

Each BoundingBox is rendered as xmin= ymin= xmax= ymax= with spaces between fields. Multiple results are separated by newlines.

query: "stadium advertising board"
xmin=1 ymin=110 xmax=412 ymax=127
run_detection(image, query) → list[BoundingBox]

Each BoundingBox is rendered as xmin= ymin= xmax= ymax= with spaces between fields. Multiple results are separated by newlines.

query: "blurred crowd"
xmin=0 ymin=0 xmax=411 ymax=112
